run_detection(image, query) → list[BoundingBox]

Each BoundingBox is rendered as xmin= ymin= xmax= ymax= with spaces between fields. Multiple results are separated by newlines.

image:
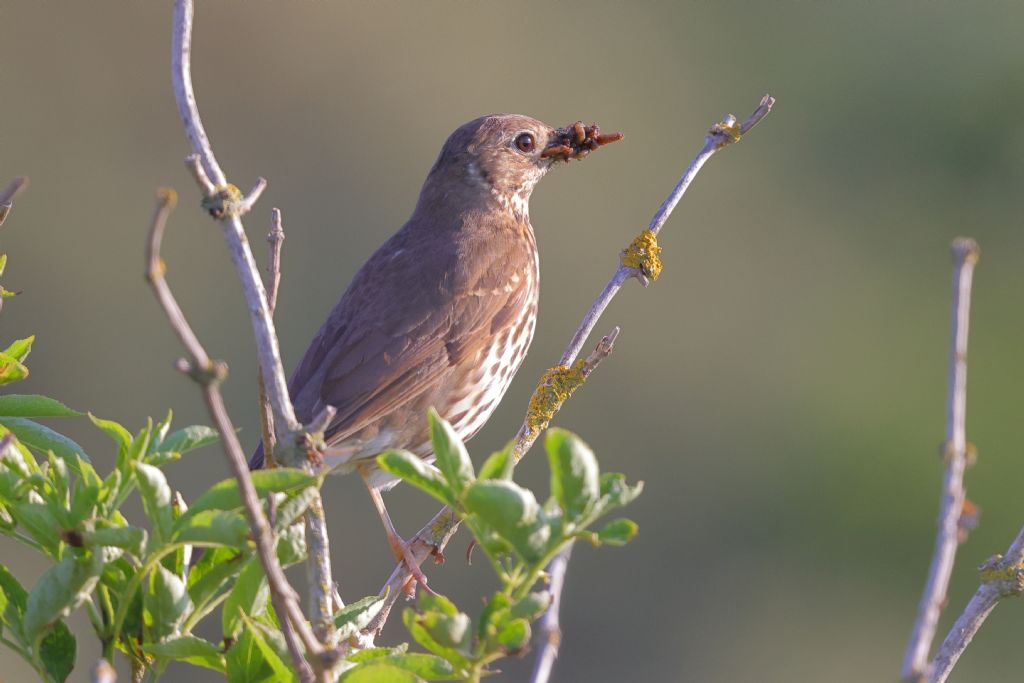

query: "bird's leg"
xmin=358 ymin=465 xmax=435 ymax=597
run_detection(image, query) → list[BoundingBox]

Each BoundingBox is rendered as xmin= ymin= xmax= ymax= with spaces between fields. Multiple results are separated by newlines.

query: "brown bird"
xmin=250 ymin=114 xmax=621 ymax=587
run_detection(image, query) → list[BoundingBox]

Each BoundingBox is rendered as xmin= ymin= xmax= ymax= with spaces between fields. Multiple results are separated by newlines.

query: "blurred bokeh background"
xmin=3 ymin=2 xmax=1024 ymax=681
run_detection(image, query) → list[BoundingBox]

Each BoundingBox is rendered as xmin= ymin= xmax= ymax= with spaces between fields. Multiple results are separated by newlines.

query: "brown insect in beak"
xmin=541 ymin=120 xmax=624 ymax=161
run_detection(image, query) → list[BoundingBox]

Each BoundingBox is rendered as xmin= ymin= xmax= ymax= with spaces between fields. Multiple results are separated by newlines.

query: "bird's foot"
xmin=388 ymin=534 xmax=439 ymax=598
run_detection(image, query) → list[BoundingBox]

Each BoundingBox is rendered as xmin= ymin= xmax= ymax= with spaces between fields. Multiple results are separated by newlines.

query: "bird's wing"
xmin=288 ymin=218 xmax=534 ymax=448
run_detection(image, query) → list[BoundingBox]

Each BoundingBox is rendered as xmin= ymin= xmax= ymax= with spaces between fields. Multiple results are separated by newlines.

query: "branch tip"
xmin=951 ymin=237 xmax=980 ymax=265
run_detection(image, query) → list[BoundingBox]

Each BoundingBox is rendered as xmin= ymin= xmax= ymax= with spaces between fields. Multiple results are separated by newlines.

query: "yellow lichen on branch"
xmin=200 ymin=183 xmax=244 ymax=219
xmin=620 ymin=229 xmax=663 ymax=280
xmin=523 ymin=360 xmax=588 ymax=443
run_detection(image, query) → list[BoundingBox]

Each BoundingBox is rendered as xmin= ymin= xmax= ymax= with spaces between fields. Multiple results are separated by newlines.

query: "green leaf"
xmin=334 ymin=594 xmax=386 ymax=639
xmin=0 ymin=417 xmax=90 ymax=467
xmin=595 ymin=518 xmax=639 ymax=546
xmin=339 ymin=663 xmax=424 ymax=683
xmin=0 ymin=253 xmax=6 ymax=276
xmin=225 ymin=623 xmax=275 ymax=683
xmin=23 ymin=552 xmax=103 ymax=646
xmin=495 ymin=617 xmax=530 ymax=654
xmin=237 ymin=611 xmax=297 ymax=683
xmin=185 ymin=468 xmax=317 ymax=520
xmin=88 ymin=525 xmax=148 ymax=558
xmin=39 ymin=620 xmax=76 ymax=682
xmin=158 ymin=425 xmax=219 ymax=454
xmin=462 ymin=480 xmax=549 ymax=563
xmin=0 ymin=352 xmax=28 ymax=385
xmin=0 ymin=563 xmax=27 ymax=644
xmin=477 ymin=444 xmax=515 ymax=481
xmin=222 ymin=557 xmax=267 ymax=637
xmin=275 ymin=522 xmax=306 ymax=567
xmin=403 ymin=609 xmax=470 ymax=669
xmin=545 ymin=428 xmax=599 ymax=521
xmin=414 ymin=593 xmax=472 ymax=652
xmin=144 ymin=635 xmax=226 ymax=673
xmin=370 ymin=654 xmax=456 ymax=681
xmin=134 ymin=462 xmax=173 ymax=542
xmin=377 ymin=450 xmax=454 ymax=506
xmin=3 ymin=336 xmax=33 ymax=363
xmin=126 ymin=421 xmax=153 ymax=467
xmin=596 ymin=473 xmax=644 ymax=514
xmin=428 ymin=409 xmax=474 ymax=494
xmin=69 ymin=457 xmax=103 ymax=523
xmin=272 ymin=486 xmax=318 ymax=532
xmin=187 ymin=547 xmax=244 ymax=611
xmin=146 ymin=565 xmax=192 ymax=642
xmin=88 ymin=413 xmax=132 ymax=453
xmin=153 ymin=410 xmax=174 ymax=447
xmin=510 ymin=592 xmax=551 ymax=621
xmin=0 ymin=395 xmax=82 ymax=418
xmin=9 ymin=501 xmax=61 ymax=554
xmin=172 ymin=509 xmax=250 ymax=549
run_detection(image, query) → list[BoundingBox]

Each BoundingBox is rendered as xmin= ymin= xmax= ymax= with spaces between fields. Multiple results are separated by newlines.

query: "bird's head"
xmin=418 ymin=113 xmax=622 ymax=222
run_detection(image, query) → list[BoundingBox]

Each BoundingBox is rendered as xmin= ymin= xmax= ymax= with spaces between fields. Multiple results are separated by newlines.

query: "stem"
xmin=902 ymin=238 xmax=980 ymax=680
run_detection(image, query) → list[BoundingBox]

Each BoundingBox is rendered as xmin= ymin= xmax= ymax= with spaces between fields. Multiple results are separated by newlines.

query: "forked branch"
xmin=171 ymin=0 xmax=338 ymax=642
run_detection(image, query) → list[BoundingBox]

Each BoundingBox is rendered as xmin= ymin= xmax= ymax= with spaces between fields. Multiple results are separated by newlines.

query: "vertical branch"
xmin=171 ymin=0 xmax=298 ymax=438
xmin=171 ymin=0 xmax=337 ymax=642
xmin=902 ymin=238 xmax=980 ymax=681
xmin=258 ymin=208 xmax=286 ymax=466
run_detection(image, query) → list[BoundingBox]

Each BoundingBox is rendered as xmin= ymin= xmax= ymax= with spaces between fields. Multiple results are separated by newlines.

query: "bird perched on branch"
xmin=250 ymin=113 xmax=621 ymax=589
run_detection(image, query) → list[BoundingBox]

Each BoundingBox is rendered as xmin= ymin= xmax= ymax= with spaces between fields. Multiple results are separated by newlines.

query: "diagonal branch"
xmin=144 ymin=189 xmax=320 ymax=682
xmin=902 ymin=238 xmax=980 ymax=681
xmin=366 ymin=95 xmax=776 ymax=647
xmin=926 ymin=529 xmax=1024 ymax=683
xmin=171 ymin=0 xmax=338 ymax=642
xmin=0 ymin=177 xmax=29 ymax=227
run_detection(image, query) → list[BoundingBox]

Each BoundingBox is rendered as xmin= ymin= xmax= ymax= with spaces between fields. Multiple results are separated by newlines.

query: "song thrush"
xmin=250 ymin=113 xmax=621 ymax=586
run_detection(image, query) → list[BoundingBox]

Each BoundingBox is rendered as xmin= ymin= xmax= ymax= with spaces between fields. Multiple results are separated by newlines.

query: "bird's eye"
xmin=514 ymin=132 xmax=536 ymax=153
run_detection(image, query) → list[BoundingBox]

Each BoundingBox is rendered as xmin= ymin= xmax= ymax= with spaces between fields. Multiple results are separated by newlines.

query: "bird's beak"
xmin=541 ymin=121 xmax=624 ymax=162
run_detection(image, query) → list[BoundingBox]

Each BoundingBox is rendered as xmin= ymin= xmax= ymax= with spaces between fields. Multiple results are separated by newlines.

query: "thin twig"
xmin=171 ymin=0 xmax=337 ymax=645
xmin=258 ymin=209 xmax=286 ymax=467
xmin=927 ymin=526 xmax=1024 ymax=683
xmin=366 ymin=95 xmax=776 ymax=645
xmin=529 ymin=543 xmax=572 ymax=683
xmin=145 ymin=190 xmax=322 ymax=682
xmin=527 ymin=95 xmax=774 ymax=683
xmin=0 ymin=177 xmax=29 ymax=227
xmin=269 ymin=494 xmax=316 ymax=683
xmin=171 ymin=0 xmax=298 ymax=439
xmin=902 ymin=238 xmax=980 ymax=681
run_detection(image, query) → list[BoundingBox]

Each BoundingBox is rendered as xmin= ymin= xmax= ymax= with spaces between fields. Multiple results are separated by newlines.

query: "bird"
xmin=250 ymin=113 xmax=621 ymax=588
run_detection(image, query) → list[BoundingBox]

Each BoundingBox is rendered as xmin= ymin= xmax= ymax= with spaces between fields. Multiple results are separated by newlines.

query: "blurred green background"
xmin=3 ymin=1 xmax=1024 ymax=681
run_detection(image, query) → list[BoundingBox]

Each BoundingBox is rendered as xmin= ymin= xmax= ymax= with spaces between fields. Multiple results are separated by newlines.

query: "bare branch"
xmin=171 ymin=0 xmax=298 ymax=439
xmin=367 ymin=92 xmax=777 ymax=644
xmin=144 ymin=190 xmax=323 ymax=680
xmin=902 ymin=238 xmax=980 ymax=681
xmin=927 ymin=535 xmax=1024 ymax=683
xmin=258 ymin=209 xmax=286 ymax=468
xmin=171 ymin=0 xmax=337 ymax=645
xmin=0 ymin=177 xmax=29 ymax=227
xmin=529 ymin=543 xmax=572 ymax=683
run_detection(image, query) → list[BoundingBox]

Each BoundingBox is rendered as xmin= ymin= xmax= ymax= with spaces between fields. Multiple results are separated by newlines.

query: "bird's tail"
xmin=249 ymin=442 xmax=265 ymax=470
